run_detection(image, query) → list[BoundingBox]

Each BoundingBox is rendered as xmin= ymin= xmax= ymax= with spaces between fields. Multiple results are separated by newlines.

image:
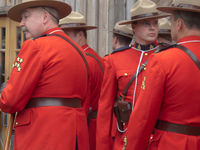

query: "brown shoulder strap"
xmin=47 ymin=34 xmax=89 ymax=76
xmin=175 ymin=44 xmax=200 ymax=70
xmin=85 ymin=52 xmax=104 ymax=74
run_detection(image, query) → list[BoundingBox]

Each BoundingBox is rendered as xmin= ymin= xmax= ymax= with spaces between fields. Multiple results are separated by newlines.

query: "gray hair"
xmin=173 ymin=10 xmax=200 ymax=30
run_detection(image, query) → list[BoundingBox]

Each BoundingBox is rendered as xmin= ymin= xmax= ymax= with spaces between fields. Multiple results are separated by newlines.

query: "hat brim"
xmin=7 ymin=1 xmax=72 ymax=22
xmin=157 ymin=6 xmax=200 ymax=14
xmin=61 ymin=25 xmax=98 ymax=30
xmin=109 ymin=30 xmax=133 ymax=38
xmin=120 ymin=14 xmax=170 ymax=25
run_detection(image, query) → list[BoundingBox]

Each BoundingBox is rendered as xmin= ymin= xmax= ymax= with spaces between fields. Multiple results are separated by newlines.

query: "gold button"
xmin=124 ymin=73 xmax=128 ymax=76
xmin=16 ymin=122 xmax=18 ymax=125
xmin=150 ymin=136 xmax=153 ymax=140
xmin=145 ymin=53 xmax=148 ymax=56
xmin=123 ymin=123 xmax=125 ymax=126
xmin=144 ymin=67 xmax=146 ymax=70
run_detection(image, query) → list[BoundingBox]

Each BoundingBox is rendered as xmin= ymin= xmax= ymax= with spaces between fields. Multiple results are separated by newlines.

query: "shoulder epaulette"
xmin=154 ymin=43 xmax=177 ymax=53
xmin=33 ymin=34 xmax=48 ymax=40
xmin=111 ymin=44 xmax=132 ymax=54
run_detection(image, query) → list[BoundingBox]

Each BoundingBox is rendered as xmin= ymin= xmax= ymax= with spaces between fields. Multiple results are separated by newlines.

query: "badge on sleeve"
xmin=12 ymin=57 xmax=23 ymax=72
xmin=141 ymin=76 xmax=146 ymax=90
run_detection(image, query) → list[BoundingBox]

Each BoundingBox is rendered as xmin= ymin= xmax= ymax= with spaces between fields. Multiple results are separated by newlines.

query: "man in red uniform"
xmin=0 ymin=0 xmax=89 ymax=149
xmin=59 ymin=11 xmax=105 ymax=150
xmin=124 ymin=0 xmax=200 ymax=149
xmin=96 ymin=0 xmax=169 ymax=149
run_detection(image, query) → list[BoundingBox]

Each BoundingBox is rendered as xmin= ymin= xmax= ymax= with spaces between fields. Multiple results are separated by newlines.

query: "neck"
xmin=115 ymin=43 xmax=127 ymax=50
xmin=78 ymin=38 xmax=87 ymax=47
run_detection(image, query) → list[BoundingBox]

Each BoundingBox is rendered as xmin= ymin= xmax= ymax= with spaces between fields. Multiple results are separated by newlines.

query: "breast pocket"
xmin=116 ymin=70 xmax=136 ymax=95
xmin=14 ymin=109 xmax=31 ymax=128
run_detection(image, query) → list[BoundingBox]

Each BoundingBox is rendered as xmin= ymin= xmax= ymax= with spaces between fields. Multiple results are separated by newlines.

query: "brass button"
xmin=16 ymin=122 xmax=18 ymax=125
xmin=145 ymin=53 xmax=148 ymax=56
xmin=124 ymin=73 xmax=128 ymax=76
xmin=150 ymin=136 xmax=153 ymax=140
xmin=144 ymin=67 xmax=146 ymax=70
xmin=123 ymin=123 xmax=125 ymax=126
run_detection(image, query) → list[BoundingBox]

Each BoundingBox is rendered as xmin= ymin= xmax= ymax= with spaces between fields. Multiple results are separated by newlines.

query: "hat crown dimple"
xmin=130 ymin=0 xmax=158 ymax=17
xmin=159 ymin=18 xmax=171 ymax=30
xmin=59 ymin=11 xmax=86 ymax=25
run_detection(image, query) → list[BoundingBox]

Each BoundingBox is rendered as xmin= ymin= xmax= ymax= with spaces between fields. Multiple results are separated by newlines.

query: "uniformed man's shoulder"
xmin=33 ymin=34 xmax=48 ymax=40
xmin=111 ymin=44 xmax=132 ymax=55
xmin=157 ymin=43 xmax=176 ymax=53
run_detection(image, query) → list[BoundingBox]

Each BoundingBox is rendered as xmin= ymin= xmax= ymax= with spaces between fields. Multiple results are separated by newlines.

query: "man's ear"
xmin=114 ymin=36 xmax=118 ymax=45
xmin=77 ymin=30 xmax=84 ymax=41
xmin=43 ymin=11 xmax=49 ymax=24
xmin=131 ymin=23 xmax=136 ymax=34
xmin=177 ymin=18 xmax=183 ymax=32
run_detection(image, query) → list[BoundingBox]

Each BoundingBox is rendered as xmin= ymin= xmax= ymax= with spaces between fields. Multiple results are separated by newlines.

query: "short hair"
xmin=74 ymin=29 xmax=87 ymax=39
xmin=173 ymin=10 xmax=200 ymax=30
xmin=113 ymin=33 xmax=132 ymax=46
xmin=43 ymin=6 xmax=59 ymax=24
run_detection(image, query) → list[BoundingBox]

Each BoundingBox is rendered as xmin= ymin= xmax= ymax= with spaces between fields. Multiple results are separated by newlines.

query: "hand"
xmin=0 ymin=82 xmax=7 ymax=94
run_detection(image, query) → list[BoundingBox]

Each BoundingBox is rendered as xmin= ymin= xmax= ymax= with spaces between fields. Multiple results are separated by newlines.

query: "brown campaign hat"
xmin=110 ymin=20 xmax=133 ymax=38
xmin=120 ymin=0 xmax=170 ymax=25
xmin=158 ymin=18 xmax=171 ymax=35
xmin=157 ymin=0 xmax=200 ymax=13
xmin=7 ymin=0 xmax=72 ymax=22
xmin=59 ymin=11 xmax=97 ymax=30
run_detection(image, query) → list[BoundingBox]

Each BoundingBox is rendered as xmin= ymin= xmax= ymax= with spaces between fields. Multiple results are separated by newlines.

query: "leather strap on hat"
xmin=60 ymin=23 xmax=86 ymax=28
xmin=131 ymin=12 xmax=159 ymax=20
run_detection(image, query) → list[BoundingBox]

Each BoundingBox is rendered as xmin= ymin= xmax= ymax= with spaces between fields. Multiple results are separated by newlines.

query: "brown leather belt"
xmin=25 ymin=97 xmax=82 ymax=109
xmin=155 ymin=120 xmax=200 ymax=136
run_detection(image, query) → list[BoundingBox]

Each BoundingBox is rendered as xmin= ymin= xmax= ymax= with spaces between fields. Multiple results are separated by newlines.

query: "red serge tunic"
xmin=82 ymin=44 xmax=105 ymax=150
xmin=125 ymin=36 xmax=200 ymax=150
xmin=0 ymin=28 xmax=89 ymax=150
xmin=96 ymin=41 xmax=159 ymax=150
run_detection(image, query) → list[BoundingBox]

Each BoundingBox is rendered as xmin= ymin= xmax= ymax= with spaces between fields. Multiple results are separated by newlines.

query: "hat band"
xmin=159 ymin=29 xmax=171 ymax=33
xmin=171 ymin=3 xmax=200 ymax=10
xmin=113 ymin=29 xmax=133 ymax=37
xmin=131 ymin=12 xmax=159 ymax=20
xmin=60 ymin=23 xmax=86 ymax=28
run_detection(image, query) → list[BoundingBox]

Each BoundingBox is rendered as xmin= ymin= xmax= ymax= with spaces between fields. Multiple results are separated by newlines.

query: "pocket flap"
xmin=14 ymin=109 xmax=31 ymax=128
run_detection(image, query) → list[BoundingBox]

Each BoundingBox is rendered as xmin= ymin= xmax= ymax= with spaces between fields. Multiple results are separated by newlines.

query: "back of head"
xmin=112 ymin=20 xmax=133 ymax=46
xmin=157 ymin=0 xmax=200 ymax=42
